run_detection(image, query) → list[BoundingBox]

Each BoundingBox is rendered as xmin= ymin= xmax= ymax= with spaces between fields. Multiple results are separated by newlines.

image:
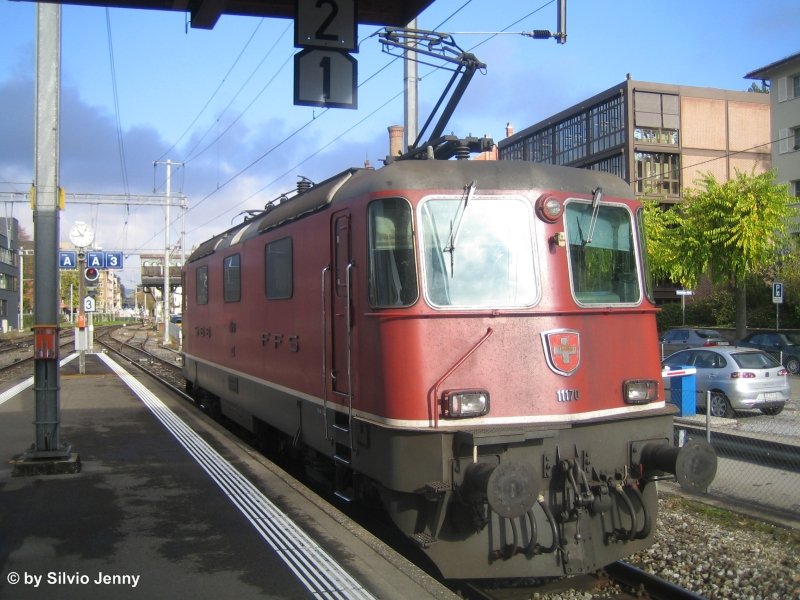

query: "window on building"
xmin=500 ymin=141 xmax=524 ymax=161
xmin=223 ymin=254 xmax=241 ymax=302
xmin=587 ymin=154 xmax=627 ymax=181
xmin=635 ymin=152 xmax=680 ymax=196
xmin=265 ymin=237 xmax=292 ymax=299
xmin=0 ymin=273 xmax=19 ymax=292
xmin=634 ymin=91 xmax=679 ymax=135
xmin=555 ymin=114 xmax=586 ymax=165
xmin=793 ymin=75 xmax=800 ymax=99
xmin=794 ymin=126 xmax=800 ymax=151
xmin=196 ymin=265 xmax=208 ymax=305
xmin=792 ymin=180 xmax=800 ymax=198
xmin=590 ymin=95 xmax=626 ymax=154
xmin=0 ymin=299 xmax=6 ymax=317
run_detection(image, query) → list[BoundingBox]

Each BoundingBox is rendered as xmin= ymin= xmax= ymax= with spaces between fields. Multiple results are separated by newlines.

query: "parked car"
xmin=662 ymin=346 xmax=788 ymax=418
xmin=659 ymin=327 xmax=730 ymax=357
xmin=736 ymin=330 xmax=800 ymax=374
xmin=170 ymin=314 xmax=182 ymax=324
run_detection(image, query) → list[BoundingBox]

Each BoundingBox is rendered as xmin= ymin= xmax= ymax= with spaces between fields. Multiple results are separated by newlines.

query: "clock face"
xmin=69 ymin=222 xmax=94 ymax=247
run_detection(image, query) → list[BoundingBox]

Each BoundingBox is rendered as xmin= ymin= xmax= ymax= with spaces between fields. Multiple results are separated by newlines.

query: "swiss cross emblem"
xmin=541 ymin=329 xmax=581 ymax=376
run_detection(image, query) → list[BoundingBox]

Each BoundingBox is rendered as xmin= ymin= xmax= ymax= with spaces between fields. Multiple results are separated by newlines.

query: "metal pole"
xmin=404 ymin=18 xmax=418 ymax=151
xmin=19 ymin=4 xmax=77 ymax=469
xmin=164 ymin=159 xmax=171 ymax=345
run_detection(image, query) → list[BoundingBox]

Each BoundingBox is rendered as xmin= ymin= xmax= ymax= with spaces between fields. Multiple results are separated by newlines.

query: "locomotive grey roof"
xmin=185 ymin=160 xmax=633 ymax=263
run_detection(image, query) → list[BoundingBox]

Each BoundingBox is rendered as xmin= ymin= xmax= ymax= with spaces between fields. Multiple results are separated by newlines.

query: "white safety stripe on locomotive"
xmin=98 ymin=352 xmax=376 ymax=600
xmin=0 ymin=353 xmax=78 ymax=407
xmin=184 ymin=352 xmax=666 ymax=429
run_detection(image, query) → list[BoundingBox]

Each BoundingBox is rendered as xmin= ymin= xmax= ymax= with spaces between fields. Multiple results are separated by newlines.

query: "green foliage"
xmin=643 ymin=170 xmax=796 ymax=333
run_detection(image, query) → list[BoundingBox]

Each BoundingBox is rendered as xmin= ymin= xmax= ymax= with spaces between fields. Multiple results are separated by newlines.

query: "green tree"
xmin=643 ymin=169 xmax=796 ymax=338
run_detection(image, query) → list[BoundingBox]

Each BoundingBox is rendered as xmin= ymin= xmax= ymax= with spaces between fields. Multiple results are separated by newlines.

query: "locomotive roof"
xmin=185 ymin=160 xmax=633 ymax=263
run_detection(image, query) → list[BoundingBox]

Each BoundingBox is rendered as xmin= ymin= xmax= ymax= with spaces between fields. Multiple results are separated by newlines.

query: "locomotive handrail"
xmin=321 ymin=265 xmax=331 ymax=441
xmin=430 ymin=327 xmax=494 ymax=428
xmin=344 ymin=262 xmax=355 ymax=452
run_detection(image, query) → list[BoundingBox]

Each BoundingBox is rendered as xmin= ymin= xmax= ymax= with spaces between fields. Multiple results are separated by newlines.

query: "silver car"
xmin=662 ymin=347 xmax=789 ymax=418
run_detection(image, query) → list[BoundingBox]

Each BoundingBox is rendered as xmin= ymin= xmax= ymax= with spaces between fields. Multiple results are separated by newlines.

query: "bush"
xmin=656 ymin=302 xmax=684 ymax=332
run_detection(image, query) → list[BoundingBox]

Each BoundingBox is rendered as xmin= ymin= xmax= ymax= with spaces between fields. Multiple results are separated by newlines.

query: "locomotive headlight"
xmin=536 ymin=195 xmax=563 ymax=222
xmin=624 ymin=380 xmax=658 ymax=404
xmin=443 ymin=390 xmax=490 ymax=418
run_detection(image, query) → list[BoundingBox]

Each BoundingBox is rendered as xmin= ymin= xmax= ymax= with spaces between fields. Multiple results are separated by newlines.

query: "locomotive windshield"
xmin=565 ymin=200 xmax=640 ymax=304
xmin=420 ymin=196 xmax=537 ymax=308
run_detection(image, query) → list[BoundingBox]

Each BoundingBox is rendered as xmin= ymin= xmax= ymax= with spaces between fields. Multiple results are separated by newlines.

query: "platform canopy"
xmin=23 ymin=0 xmax=435 ymax=30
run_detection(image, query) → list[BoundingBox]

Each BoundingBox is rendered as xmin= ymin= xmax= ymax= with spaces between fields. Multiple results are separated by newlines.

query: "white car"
xmin=662 ymin=346 xmax=789 ymax=418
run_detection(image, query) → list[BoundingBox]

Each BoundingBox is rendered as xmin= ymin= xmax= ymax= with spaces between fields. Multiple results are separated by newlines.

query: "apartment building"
xmin=746 ymin=51 xmax=800 ymax=198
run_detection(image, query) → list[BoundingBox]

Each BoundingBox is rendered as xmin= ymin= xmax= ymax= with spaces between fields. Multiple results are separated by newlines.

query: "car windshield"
xmin=419 ymin=196 xmax=537 ymax=308
xmin=732 ymin=351 xmax=780 ymax=369
xmin=565 ymin=200 xmax=640 ymax=304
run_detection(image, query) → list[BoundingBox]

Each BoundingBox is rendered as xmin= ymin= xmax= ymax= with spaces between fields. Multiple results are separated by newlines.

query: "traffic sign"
xmin=294 ymin=48 xmax=357 ymax=108
xmin=59 ymin=251 xmax=77 ymax=269
xmin=773 ymin=282 xmax=784 ymax=304
xmin=83 ymin=296 xmax=96 ymax=312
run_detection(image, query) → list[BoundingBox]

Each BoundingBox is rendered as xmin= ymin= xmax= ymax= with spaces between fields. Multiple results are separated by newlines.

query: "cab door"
xmin=330 ymin=212 xmax=352 ymax=397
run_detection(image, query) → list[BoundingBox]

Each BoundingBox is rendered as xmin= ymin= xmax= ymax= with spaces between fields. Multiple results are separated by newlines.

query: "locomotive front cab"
xmin=361 ymin=164 xmax=714 ymax=579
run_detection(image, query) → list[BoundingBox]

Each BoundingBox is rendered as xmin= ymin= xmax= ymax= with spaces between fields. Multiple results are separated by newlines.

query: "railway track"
xmin=90 ymin=326 xmax=709 ymax=600
xmin=451 ymin=559 xmax=708 ymax=600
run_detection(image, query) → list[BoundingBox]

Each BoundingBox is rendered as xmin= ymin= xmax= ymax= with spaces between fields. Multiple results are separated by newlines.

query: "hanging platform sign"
xmin=294 ymin=0 xmax=357 ymax=109
xmin=294 ymin=0 xmax=357 ymax=51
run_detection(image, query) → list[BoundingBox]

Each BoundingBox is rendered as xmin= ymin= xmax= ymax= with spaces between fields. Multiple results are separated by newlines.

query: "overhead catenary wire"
xmin=156 ymin=18 xmax=268 ymax=165
xmin=131 ymin=1 xmax=577 ymax=253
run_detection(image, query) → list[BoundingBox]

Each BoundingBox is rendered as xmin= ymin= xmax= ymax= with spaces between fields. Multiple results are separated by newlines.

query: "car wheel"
xmin=708 ymin=391 xmax=734 ymax=418
xmin=785 ymin=357 xmax=800 ymax=375
xmin=760 ymin=405 xmax=785 ymax=416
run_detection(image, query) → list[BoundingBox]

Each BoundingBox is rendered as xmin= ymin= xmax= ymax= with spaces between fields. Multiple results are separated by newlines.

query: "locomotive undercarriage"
xmin=374 ymin=418 xmax=671 ymax=579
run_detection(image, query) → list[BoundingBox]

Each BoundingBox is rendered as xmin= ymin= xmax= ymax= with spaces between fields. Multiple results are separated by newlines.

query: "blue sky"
xmin=0 ymin=0 xmax=797 ymax=287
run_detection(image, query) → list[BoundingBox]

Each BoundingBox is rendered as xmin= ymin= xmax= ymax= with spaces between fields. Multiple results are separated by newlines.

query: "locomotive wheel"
xmin=708 ymin=391 xmax=734 ymax=419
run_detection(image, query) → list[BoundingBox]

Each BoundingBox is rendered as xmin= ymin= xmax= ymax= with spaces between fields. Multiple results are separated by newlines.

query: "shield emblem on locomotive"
xmin=541 ymin=329 xmax=580 ymax=376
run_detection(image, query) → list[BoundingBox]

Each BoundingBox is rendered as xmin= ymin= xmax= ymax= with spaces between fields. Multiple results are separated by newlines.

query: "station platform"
xmin=0 ymin=352 xmax=457 ymax=600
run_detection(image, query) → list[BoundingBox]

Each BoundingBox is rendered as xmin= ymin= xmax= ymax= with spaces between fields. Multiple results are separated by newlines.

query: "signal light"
xmin=84 ymin=267 xmax=100 ymax=282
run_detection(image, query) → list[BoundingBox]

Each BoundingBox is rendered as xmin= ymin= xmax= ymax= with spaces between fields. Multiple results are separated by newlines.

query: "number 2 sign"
xmin=295 ymin=0 xmax=357 ymax=51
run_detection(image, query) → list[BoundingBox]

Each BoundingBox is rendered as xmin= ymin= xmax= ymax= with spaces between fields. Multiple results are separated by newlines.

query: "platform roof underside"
xmin=24 ymin=0 xmax=435 ymax=30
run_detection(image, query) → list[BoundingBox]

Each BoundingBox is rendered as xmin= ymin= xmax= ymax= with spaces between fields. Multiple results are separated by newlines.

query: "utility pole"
xmin=404 ymin=18 xmax=418 ymax=152
xmin=154 ymin=159 xmax=182 ymax=345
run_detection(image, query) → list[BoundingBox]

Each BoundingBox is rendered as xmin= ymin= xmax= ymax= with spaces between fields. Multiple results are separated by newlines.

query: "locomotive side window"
xmin=419 ymin=196 xmax=536 ymax=308
xmin=265 ymin=237 xmax=293 ymax=299
xmin=196 ymin=265 xmax=209 ymax=305
xmin=565 ymin=201 xmax=640 ymax=304
xmin=223 ymin=254 xmax=241 ymax=303
xmin=368 ymin=198 xmax=418 ymax=307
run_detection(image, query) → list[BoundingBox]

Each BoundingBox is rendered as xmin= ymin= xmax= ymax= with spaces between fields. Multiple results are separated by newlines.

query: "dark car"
xmin=659 ymin=327 xmax=730 ymax=357
xmin=737 ymin=330 xmax=800 ymax=374
xmin=170 ymin=314 xmax=182 ymax=324
xmin=662 ymin=346 xmax=789 ymax=418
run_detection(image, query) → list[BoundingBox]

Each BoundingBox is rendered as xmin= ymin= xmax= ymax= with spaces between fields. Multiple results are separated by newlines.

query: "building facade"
xmin=498 ymin=77 xmax=771 ymax=205
xmin=0 ymin=218 xmax=20 ymax=332
xmin=745 ymin=51 xmax=800 ymax=199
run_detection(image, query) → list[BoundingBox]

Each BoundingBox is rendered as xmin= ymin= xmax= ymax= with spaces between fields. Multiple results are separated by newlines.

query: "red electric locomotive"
xmin=181 ymin=150 xmax=715 ymax=579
